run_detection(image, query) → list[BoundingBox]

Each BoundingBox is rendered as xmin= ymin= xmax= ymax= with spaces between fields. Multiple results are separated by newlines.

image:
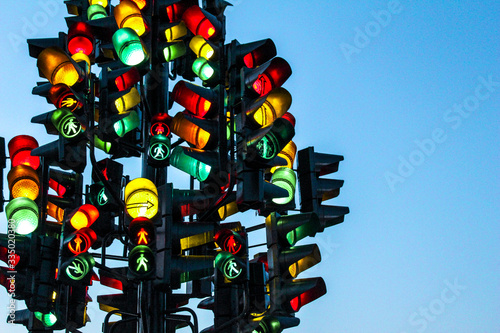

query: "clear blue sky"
xmin=0 ymin=1 xmax=499 ymax=332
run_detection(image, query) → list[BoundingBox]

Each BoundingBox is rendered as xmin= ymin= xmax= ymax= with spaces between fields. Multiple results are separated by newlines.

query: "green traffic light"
xmin=51 ymin=108 xmax=82 ymax=139
xmin=113 ymin=110 xmax=140 ymax=137
xmin=64 ymin=253 xmax=95 ymax=281
xmin=170 ymin=146 xmax=211 ymax=182
xmin=128 ymin=245 xmax=155 ymax=277
xmin=192 ymin=57 xmax=215 ymax=81
xmin=88 ymin=4 xmax=107 ymax=20
xmin=34 ymin=311 xmax=58 ymax=327
xmin=112 ymin=28 xmax=146 ymax=66
xmin=270 ymin=167 xmax=296 ymax=205
xmin=214 ymin=252 xmax=245 ymax=281
xmin=5 ymin=197 xmax=39 ymax=235
xmin=163 ymin=42 xmax=186 ymax=62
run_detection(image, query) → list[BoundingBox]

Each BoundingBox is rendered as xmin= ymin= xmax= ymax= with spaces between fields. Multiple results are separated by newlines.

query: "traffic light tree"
xmin=0 ymin=1 xmax=348 ymax=332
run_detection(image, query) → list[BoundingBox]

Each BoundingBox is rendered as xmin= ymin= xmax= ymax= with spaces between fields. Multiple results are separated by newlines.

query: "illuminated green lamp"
xmin=112 ymin=28 xmax=147 ymax=66
xmin=270 ymin=167 xmax=296 ymax=204
xmin=170 ymin=146 xmax=211 ymax=182
xmin=51 ymin=108 xmax=82 ymax=139
xmin=128 ymin=245 xmax=155 ymax=277
xmin=34 ymin=311 xmax=58 ymax=328
xmin=214 ymin=252 xmax=245 ymax=281
xmin=64 ymin=253 xmax=95 ymax=281
xmin=94 ymin=135 xmax=112 ymax=154
xmin=5 ymin=197 xmax=39 ymax=235
xmin=113 ymin=110 xmax=140 ymax=137
xmin=162 ymin=42 xmax=186 ymax=62
xmin=278 ymin=213 xmax=320 ymax=247
xmin=192 ymin=57 xmax=215 ymax=81
xmin=149 ymin=135 xmax=171 ymax=162
xmin=88 ymin=4 xmax=107 ymax=20
xmin=252 ymin=316 xmax=281 ymax=333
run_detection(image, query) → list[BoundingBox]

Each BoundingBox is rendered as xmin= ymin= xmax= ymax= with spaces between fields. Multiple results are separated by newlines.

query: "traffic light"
xmin=58 ymin=205 xmax=99 ymax=286
xmin=36 ymin=46 xmax=85 ymax=87
xmin=5 ymin=144 xmax=41 ymax=235
xmin=124 ymin=177 xmax=159 ymax=219
xmin=148 ymin=113 xmax=172 ymax=168
xmin=265 ymin=212 xmax=326 ymax=322
xmin=214 ymin=228 xmax=247 ymax=282
xmin=128 ymin=217 xmax=156 ymax=279
xmin=297 ymin=147 xmax=350 ymax=231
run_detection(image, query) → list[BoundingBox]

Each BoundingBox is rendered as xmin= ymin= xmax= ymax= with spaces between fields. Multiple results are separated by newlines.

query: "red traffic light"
xmin=115 ymin=67 xmax=141 ymax=92
xmin=150 ymin=113 xmax=171 ymax=136
xmin=247 ymin=57 xmax=292 ymax=97
xmin=66 ymin=227 xmax=97 ymax=255
xmin=48 ymin=84 xmax=83 ymax=112
xmin=128 ymin=217 xmax=155 ymax=246
xmin=67 ymin=22 xmax=94 ymax=56
xmin=172 ymin=81 xmax=217 ymax=118
xmin=288 ymin=278 xmax=326 ymax=312
xmin=182 ymin=5 xmax=221 ymax=40
xmin=214 ymin=229 xmax=246 ymax=256
xmin=8 ymin=135 xmax=40 ymax=170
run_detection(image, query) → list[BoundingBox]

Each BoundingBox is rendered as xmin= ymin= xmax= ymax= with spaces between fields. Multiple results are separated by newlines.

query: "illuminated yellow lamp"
xmin=70 ymin=204 xmax=100 ymax=230
xmin=47 ymin=201 xmax=65 ymax=222
xmin=89 ymin=0 xmax=108 ymax=7
xmin=189 ymin=35 xmax=216 ymax=60
xmin=246 ymin=87 xmax=292 ymax=128
xmin=7 ymin=165 xmax=40 ymax=200
xmin=270 ymin=140 xmax=297 ymax=173
xmin=287 ymin=244 xmax=321 ymax=279
xmin=114 ymin=87 xmax=141 ymax=114
xmin=114 ymin=0 xmax=147 ymax=36
xmin=124 ymin=178 xmax=159 ymax=219
xmin=165 ymin=21 xmax=187 ymax=42
xmin=71 ymin=52 xmax=91 ymax=75
xmin=218 ymin=201 xmax=239 ymax=221
xmin=37 ymin=46 xmax=84 ymax=87
xmin=170 ymin=112 xmax=211 ymax=150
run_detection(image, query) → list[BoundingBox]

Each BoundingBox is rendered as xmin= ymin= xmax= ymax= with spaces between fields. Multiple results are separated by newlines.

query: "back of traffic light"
xmin=297 ymin=147 xmax=350 ymax=231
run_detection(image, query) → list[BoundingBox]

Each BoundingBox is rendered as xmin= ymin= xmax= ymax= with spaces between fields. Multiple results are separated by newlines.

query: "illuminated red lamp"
xmin=182 ymin=5 xmax=221 ymax=40
xmin=288 ymin=278 xmax=326 ymax=312
xmin=115 ymin=67 xmax=141 ymax=91
xmin=70 ymin=204 xmax=100 ymax=230
xmin=100 ymin=274 xmax=123 ymax=291
xmin=242 ymin=39 xmax=277 ymax=69
xmin=49 ymin=178 xmax=67 ymax=197
xmin=68 ymin=22 xmax=94 ymax=56
xmin=150 ymin=113 xmax=171 ymax=136
xmin=128 ymin=217 xmax=155 ymax=246
xmin=0 ymin=246 xmax=20 ymax=268
xmin=248 ymin=57 xmax=292 ymax=97
xmin=214 ymin=229 xmax=245 ymax=256
xmin=172 ymin=81 xmax=216 ymax=118
xmin=66 ymin=227 xmax=97 ymax=255
xmin=8 ymin=135 xmax=40 ymax=170
xmin=48 ymin=84 xmax=83 ymax=112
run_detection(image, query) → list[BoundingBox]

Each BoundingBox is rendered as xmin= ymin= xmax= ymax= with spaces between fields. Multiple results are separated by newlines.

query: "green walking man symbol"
xmin=64 ymin=117 xmax=80 ymax=137
xmin=136 ymin=253 xmax=150 ymax=272
xmin=153 ymin=143 xmax=166 ymax=160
